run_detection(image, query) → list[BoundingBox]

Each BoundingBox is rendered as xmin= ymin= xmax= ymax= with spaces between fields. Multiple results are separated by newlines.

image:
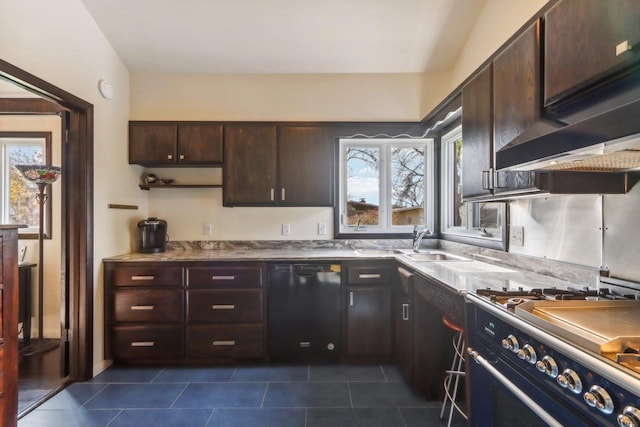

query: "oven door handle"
xmin=467 ymin=347 xmax=564 ymax=427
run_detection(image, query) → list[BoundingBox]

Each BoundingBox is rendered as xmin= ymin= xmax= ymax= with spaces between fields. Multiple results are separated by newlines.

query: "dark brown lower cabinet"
xmin=412 ymin=276 xmax=463 ymax=401
xmin=186 ymin=325 xmax=264 ymax=359
xmin=345 ymin=285 xmax=392 ymax=359
xmin=104 ymin=261 xmax=266 ymax=363
xmin=394 ymin=268 xmax=414 ymax=383
xmin=111 ymin=325 xmax=184 ymax=360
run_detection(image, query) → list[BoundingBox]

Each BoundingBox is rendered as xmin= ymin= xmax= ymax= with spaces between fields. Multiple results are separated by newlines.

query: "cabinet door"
xmin=493 ymin=21 xmax=540 ymax=194
xmin=177 ymin=124 xmax=223 ymax=164
xmin=544 ymin=0 xmax=640 ymax=106
xmin=223 ymin=125 xmax=277 ymax=206
xmin=277 ymin=126 xmax=333 ymax=206
xmin=345 ymin=286 xmax=392 ymax=359
xmin=129 ymin=123 xmax=178 ymax=165
xmin=461 ymin=64 xmax=493 ymax=199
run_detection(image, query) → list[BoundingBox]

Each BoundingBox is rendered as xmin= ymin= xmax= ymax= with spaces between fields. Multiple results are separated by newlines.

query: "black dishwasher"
xmin=268 ymin=263 xmax=341 ymax=362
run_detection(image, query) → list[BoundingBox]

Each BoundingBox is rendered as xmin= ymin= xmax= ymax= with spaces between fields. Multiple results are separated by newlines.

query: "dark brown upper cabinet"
xmin=129 ymin=122 xmax=223 ymax=166
xmin=544 ymin=0 xmax=640 ymax=108
xmin=223 ymin=125 xmax=333 ymax=207
xmin=277 ymin=126 xmax=332 ymax=206
xmin=492 ymin=20 xmax=542 ymax=194
xmin=461 ymin=64 xmax=493 ymax=200
xmin=223 ymin=124 xmax=278 ymax=206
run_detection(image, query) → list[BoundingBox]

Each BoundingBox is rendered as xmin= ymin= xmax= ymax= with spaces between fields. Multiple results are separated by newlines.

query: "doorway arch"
xmin=0 ymin=58 xmax=93 ymax=381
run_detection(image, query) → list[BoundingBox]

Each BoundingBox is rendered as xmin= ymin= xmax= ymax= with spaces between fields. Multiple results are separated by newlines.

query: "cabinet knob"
xmin=167 ymin=154 xmax=173 ymax=160
xmin=131 ymin=275 xmax=154 ymax=281
xmin=402 ymin=303 xmax=409 ymax=320
xmin=281 ymin=188 xmax=286 ymax=201
xmin=270 ymin=188 xmax=275 ymax=201
xmin=212 ymin=340 xmax=236 ymax=346
xmin=179 ymin=154 xmax=185 ymax=160
xmin=131 ymin=341 xmax=155 ymax=347
xmin=130 ymin=305 xmax=155 ymax=311
xmin=211 ymin=275 xmax=235 ymax=281
xmin=212 ymin=304 xmax=235 ymax=310
xmin=616 ymin=40 xmax=632 ymax=57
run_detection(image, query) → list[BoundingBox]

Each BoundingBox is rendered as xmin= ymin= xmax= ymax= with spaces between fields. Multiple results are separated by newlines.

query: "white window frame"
xmin=441 ymin=126 xmax=504 ymax=240
xmin=338 ymin=138 xmax=434 ymax=235
xmin=0 ymin=135 xmax=48 ymax=237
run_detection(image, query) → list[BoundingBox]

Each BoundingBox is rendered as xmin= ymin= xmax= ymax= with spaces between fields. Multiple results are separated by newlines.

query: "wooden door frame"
xmin=0 ymin=58 xmax=94 ymax=381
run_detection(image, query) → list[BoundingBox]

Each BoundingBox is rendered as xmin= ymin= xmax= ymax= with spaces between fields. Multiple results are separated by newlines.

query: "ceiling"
xmin=80 ymin=0 xmax=486 ymax=74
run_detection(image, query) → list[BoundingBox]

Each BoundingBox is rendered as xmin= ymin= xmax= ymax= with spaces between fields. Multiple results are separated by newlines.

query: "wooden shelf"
xmin=139 ymin=184 xmax=222 ymax=191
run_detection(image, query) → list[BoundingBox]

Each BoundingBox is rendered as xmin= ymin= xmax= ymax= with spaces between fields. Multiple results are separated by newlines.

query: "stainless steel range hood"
xmin=496 ymin=98 xmax=640 ymax=173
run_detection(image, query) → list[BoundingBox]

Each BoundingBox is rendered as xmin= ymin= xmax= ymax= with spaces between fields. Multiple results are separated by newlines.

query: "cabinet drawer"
xmin=113 ymin=289 xmax=183 ymax=322
xmin=111 ymin=266 xmax=183 ymax=287
xmin=112 ymin=325 xmax=184 ymax=360
xmin=347 ymin=265 xmax=393 ymax=285
xmin=186 ymin=325 xmax=264 ymax=359
xmin=187 ymin=289 xmax=262 ymax=322
xmin=187 ymin=265 xmax=262 ymax=288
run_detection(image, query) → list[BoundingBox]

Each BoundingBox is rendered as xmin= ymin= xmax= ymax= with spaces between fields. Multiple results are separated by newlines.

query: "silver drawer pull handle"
xmin=211 ymin=275 xmax=235 ymax=281
xmin=213 ymin=340 xmax=236 ymax=346
xmin=359 ymin=273 xmax=381 ymax=279
xmin=402 ymin=303 xmax=409 ymax=321
xmin=131 ymin=275 xmax=155 ymax=281
xmin=131 ymin=305 xmax=155 ymax=310
xmin=349 ymin=291 xmax=354 ymax=306
xmin=300 ymin=342 xmax=311 ymax=348
xmin=212 ymin=304 xmax=235 ymax=310
xmin=131 ymin=341 xmax=155 ymax=347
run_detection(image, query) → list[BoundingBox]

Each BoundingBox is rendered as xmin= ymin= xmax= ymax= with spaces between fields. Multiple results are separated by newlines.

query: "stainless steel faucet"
xmin=412 ymin=226 xmax=431 ymax=252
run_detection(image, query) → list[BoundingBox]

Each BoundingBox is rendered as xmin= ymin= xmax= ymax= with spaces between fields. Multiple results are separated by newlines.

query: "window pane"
xmin=471 ymin=203 xmax=501 ymax=229
xmin=452 ymin=137 xmax=464 ymax=227
xmin=7 ymin=144 xmax=43 ymax=228
xmin=391 ymin=146 xmax=424 ymax=226
xmin=346 ymin=147 xmax=379 ymax=227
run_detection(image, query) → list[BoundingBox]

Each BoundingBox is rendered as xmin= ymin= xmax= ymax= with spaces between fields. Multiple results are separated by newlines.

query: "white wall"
xmin=131 ymin=72 xmax=426 ymax=122
xmin=131 ymin=72 xmax=429 ymax=241
xmin=450 ymin=0 xmax=548 ymax=89
xmin=0 ymin=116 xmax=62 ymax=338
xmin=1 ymin=0 xmax=134 ymax=375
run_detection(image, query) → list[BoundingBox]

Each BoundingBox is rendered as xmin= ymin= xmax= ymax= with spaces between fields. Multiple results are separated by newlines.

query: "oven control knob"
xmin=517 ymin=344 xmax=537 ymax=364
xmin=617 ymin=405 xmax=640 ymax=427
xmin=584 ymin=385 xmax=614 ymax=414
xmin=501 ymin=335 xmax=520 ymax=353
xmin=557 ymin=369 xmax=583 ymax=394
xmin=535 ymin=355 xmax=558 ymax=378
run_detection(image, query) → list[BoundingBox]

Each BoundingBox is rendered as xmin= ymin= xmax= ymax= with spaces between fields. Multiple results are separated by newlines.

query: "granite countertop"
xmin=104 ymin=241 xmax=583 ymax=296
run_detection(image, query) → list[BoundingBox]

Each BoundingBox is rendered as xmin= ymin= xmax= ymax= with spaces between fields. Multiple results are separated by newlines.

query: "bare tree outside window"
xmin=391 ymin=146 xmax=424 ymax=225
xmin=345 ymin=143 xmax=427 ymax=228
xmin=9 ymin=145 xmax=43 ymax=227
xmin=0 ymin=133 xmax=50 ymax=238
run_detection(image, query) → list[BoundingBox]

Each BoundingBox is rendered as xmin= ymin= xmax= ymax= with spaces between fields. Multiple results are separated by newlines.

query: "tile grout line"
xmin=168 ymin=382 xmax=190 ymax=409
xmin=260 ymin=382 xmax=270 ymax=408
xmin=206 ymin=408 xmax=217 ymax=426
xmin=104 ymin=408 xmax=124 ymax=427
xmin=347 ymin=381 xmax=354 ymax=408
xmin=78 ymin=383 xmax=109 ymax=408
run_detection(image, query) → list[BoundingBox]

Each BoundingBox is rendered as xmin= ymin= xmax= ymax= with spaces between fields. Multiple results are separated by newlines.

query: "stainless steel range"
xmin=465 ymin=277 xmax=640 ymax=426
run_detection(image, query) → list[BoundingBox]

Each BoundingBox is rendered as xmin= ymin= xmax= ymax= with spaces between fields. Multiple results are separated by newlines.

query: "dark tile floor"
xmin=18 ymin=364 xmax=467 ymax=427
xmin=18 ymin=341 xmax=66 ymax=415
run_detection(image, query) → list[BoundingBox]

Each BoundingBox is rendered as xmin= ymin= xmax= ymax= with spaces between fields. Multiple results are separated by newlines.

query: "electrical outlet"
xmin=510 ymin=225 xmax=524 ymax=247
xmin=318 ymin=223 xmax=327 ymax=235
xmin=203 ymin=223 xmax=213 ymax=236
xmin=282 ymin=224 xmax=291 ymax=236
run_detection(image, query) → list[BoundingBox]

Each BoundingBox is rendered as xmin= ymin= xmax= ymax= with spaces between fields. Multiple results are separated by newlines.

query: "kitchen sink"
xmin=399 ymin=251 xmax=471 ymax=262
